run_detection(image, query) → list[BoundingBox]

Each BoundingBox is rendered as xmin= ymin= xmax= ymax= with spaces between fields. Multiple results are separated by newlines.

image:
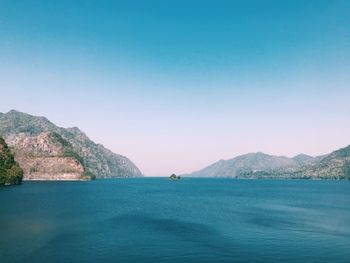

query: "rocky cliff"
xmin=0 ymin=110 xmax=143 ymax=179
xmin=6 ymin=132 xmax=87 ymax=180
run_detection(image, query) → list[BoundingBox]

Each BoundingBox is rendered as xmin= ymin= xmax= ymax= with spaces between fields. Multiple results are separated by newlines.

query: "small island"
xmin=169 ymin=174 xmax=181 ymax=180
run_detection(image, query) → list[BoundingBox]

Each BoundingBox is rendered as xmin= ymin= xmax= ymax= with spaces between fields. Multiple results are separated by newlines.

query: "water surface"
xmin=1 ymin=178 xmax=349 ymax=262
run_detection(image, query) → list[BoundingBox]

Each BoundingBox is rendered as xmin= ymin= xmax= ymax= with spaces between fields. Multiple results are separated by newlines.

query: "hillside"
xmin=0 ymin=110 xmax=142 ymax=179
xmin=301 ymin=145 xmax=350 ymax=179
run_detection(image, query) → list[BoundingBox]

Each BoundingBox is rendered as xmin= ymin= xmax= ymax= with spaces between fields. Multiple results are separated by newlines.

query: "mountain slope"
xmin=302 ymin=145 xmax=350 ymax=179
xmin=0 ymin=110 xmax=142 ymax=178
xmin=293 ymin=154 xmax=325 ymax=166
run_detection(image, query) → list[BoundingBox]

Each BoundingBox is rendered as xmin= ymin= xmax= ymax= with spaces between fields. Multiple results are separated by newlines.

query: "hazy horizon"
xmin=1 ymin=0 xmax=349 ymax=176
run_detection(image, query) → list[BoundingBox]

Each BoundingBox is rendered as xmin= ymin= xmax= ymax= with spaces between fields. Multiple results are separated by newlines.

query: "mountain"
xmin=302 ymin=145 xmax=350 ymax=179
xmin=186 ymin=146 xmax=350 ymax=179
xmin=0 ymin=110 xmax=142 ymax=179
xmin=0 ymin=135 xmax=23 ymax=185
xmin=293 ymin=154 xmax=313 ymax=165
xmin=292 ymin=154 xmax=324 ymax=166
xmin=187 ymin=152 xmax=301 ymax=178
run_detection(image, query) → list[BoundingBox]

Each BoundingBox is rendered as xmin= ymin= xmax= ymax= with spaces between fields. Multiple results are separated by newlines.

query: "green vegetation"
xmin=83 ymin=170 xmax=96 ymax=180
xmin=170 ymin=174 xmax=181 ymax=180
xmin=0 ymin=136 xmax=23 ymax=185
xmin=52 ymin=132 xmax=97 ymax=179
xmin=51 ymin=132 xmax=84 ymax=165
xmin=343 ymin=160 xmax=350 ymax=179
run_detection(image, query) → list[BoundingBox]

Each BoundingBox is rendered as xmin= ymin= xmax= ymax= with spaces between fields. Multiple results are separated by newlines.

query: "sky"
xmin=0 ymin=0 xmax=349 ymax=176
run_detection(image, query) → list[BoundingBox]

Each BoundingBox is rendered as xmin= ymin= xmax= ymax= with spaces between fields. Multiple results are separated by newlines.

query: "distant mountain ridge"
xmin=0 ymin=110 xmax=143 ymax=179
xmin=186 ymin=146 xmax=350 ymax=179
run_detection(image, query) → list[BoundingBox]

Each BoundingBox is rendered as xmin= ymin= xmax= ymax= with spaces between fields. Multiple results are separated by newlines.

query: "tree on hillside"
xmin=0 ymin=136 xmax=23 ymax=185
xmin=344 ymin=160 xmax=350 ymax=179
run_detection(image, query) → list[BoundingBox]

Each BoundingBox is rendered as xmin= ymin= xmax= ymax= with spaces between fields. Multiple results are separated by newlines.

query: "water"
xmin=0 ymin=178 xmax=349 ymax=263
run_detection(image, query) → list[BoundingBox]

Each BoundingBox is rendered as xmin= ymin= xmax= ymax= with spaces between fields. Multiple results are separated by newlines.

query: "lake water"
xmin=0 ymin=178 xmax=350 ymax=262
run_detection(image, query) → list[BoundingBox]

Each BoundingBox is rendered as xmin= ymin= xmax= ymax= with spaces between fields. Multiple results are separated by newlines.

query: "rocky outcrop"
xmin=0 ymin=110 xmax=142 ymax=179
xmin=6 ymin=132 xmax=86 ymax=180
xmin=21 ymin=157 xmax=84 ymax=180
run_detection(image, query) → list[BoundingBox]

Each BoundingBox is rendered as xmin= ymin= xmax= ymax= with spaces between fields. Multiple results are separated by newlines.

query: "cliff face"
xmin=6 ymin=132 xmax=86 ymax=180
xmin=0 ymin=136 xmax=23 ymax=185
xmin=0 ymin=110 xmax=142 ymax=179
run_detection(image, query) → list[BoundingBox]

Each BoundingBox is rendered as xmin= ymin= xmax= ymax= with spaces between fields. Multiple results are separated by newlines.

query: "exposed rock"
xmin=6 ymin=132 xmax=86 ymax=180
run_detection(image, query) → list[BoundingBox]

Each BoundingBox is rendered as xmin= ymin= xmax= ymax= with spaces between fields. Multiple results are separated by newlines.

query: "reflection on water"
xmin=0 ymin=179 xmax=350 ymax=262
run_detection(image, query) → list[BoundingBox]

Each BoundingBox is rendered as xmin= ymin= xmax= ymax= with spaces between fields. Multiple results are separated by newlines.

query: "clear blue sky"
xmin=0 ymin=0 xmax=349 ymax=176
